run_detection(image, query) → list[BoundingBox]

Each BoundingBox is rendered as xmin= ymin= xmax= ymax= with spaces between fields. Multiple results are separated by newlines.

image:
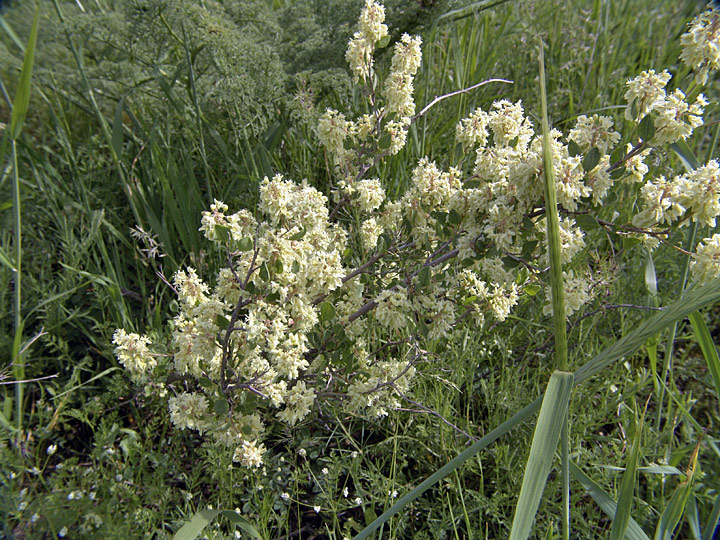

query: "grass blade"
xmin=173 ymin=509 xmax=222 ymax=540
xmin=569 ymin=462 xmax=650 ymax=540
xmin=610 ymin=410 xmax=644 ymax=540
xmin=687 ymin=311 xmax=720 ymax=399
xmin=9 ymin=6 xmax=40 ymax=141
xmin=509 ymin=371 xmax=574 ymax=540
xmin=702 ymin=496 xmax=720 ymax=540
xmin=351 ymin=277 xmax=720 ymax=540
xmin=654 ymin=441 xmax=700 ymax=540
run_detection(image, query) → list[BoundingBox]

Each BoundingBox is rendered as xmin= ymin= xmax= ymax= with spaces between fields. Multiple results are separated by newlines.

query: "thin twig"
xmin=413 ymin=78 xmax=514 ymax=121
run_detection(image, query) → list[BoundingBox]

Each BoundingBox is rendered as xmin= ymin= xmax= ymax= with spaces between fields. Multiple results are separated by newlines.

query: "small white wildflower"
xmin=680 ymin=9 xmax=720 ymax=85
xmin=281 ymin=492 xmax=290 ymax=501
xmin=298 ymin=448 xmax=307 ymax=458
xmin=691 ymin=233 xmax=720 ymax=283
xmin=112 ymin=329 xmax=156 ymax=382
xmin=568 ymin=114 xmax=621 ymax=154
xmin=314 ymin=505 xmax=321 ymax=514
xmin=58 ymin=526 xmax=68 ymax=538
xmin=343 ymin=487 xmax=349 ymax=497
xmin=322 ymin=467 xmax=329 ymax=476
xmin=18 ymin=501 xmax=27 ymax=511
xmin=46 ymin=444 xmax=57 ymax=456
xmin=30 ymin=513 xmax=39 ymax=523
xmin=624 ymin=69 xmax=672 ymax=122
xmin=354 ymin=497 xmax=363 ymax=505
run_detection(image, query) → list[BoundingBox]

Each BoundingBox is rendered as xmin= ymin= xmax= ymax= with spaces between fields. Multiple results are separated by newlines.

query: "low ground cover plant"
xmin=1 ymin=0 xmax=719 ymax=538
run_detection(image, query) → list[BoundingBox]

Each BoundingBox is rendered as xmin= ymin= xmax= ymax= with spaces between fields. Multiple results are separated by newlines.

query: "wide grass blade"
xmin=687 ymin=311 xmax=720 ymax=399
xmin=351 ymin=276 xmax=720 ymax=540
xmin=509 ymin=371 xmax=574 ymax=540
xmin=538 ymin=37 xmax=570 ymax=540
xmin=172 ymin=508 xmax=262 ymax=540
xmin=569 ymin=462 xmax=650 ymax=540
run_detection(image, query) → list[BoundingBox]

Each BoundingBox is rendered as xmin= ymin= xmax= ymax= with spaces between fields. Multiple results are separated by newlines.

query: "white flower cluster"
xmin=113 ymin=3 xmax=720 ymax=468
xmin=346 ymin=0 xmax=388 ymax=83
xmin=318 ymin=0 xmax=422 ymax=176
xmin=568 ymin=114 xmax=621 ymax=154
xmin=112 ymin=329 xmax=156 ymax=382
xmin=633 ymin=159 xmax=720 ymax=229
xmin=624 ymin=70 xmax=706 ymax=146
xmin=680 ymin=8 xmax=720 ymax=85
xmin=691 ymin=233 xmax=720 ymax=283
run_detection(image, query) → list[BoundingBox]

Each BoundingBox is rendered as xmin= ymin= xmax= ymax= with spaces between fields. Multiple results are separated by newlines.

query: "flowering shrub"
xmin=114 ymin=1 xmax=720 ymax=468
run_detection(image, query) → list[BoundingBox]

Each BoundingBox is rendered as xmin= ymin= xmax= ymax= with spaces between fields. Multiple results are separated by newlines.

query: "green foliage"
xmin=0 ymin=0 xmax=719 ymax=538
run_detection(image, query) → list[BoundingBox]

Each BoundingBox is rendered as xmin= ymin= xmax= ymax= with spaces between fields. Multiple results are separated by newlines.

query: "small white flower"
xmin=46 ymin=444 xmax=57 ymax=456
xmin=354 ymin=497 xmax=363 ymax=505
xmin=314 ymin=505 xmax=321 ymax=513
xmin=281 ymin=492 xmax=290 ymax=501
xmin=298 ymin=448 xmax=307 ymax=458
xmin=322 ymin=467 xmax=329 ymax=476
xmin=343 ymin=487 xmax=349 ymax=498
xmin=18 ymin=501 xmax=27 ymax=511
xmin=58 ymin=526 xmax=68 ymax=538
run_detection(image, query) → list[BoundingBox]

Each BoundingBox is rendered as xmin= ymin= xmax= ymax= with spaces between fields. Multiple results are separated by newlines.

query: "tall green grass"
xmin=0 ymin=0 xmax=718 ymax=538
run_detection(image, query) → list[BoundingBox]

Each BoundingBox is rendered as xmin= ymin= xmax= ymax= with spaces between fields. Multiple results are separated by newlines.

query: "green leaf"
xmin=289 ymin=228 xmax=306 ymax=241
xmin=688 ymin=311 xmax=720 ymax=399
xmin=172 ymin=509 xmax=262 ymax=540
xmin=319 ymin=301 xmax=336 ymax=323
xmin=417 ymin=266 xmax=431 ymax=288
xmin=378 ymin=133 xmax=392 ymax=149
xmin=215 ymin=315 xmax=230 ymax=330
xmin=610 ymin=146 xmax=625 ymax=166
xmin=0 ymin=246 xmax=15 ymax=271
xmin=638 ymin=115 xmax=656 ymax=143
xmin=670 ymin=140 xmax=700 ymax=172
xmin=198 ymin=377 xmax=214 ymax=389
xmin=237 ymin=237 xmax=253 ymax=252
xmin=9 ymin=6 xmax=40 ymax=140
xmin=610 ymin=413 xmax=643 ymax=540
xmin=377 ymin=35 xmax=391 ymax=48
xmin=583 ymin=147 xmax=601 ymax=172
xmin=645 ymin=250 xmax=658 ymax=297
xmin=213 ymin=398 xmax=229 ymax=416
xmin=654 ymin=474 xmax=694 ymax=540
xmin=569 ymin=462 xmax=651 ymax=540
xmin=218 ymin=510 xmax=263 ymax=538
xmin=568 ymin=140 xmax=582 ymax=157
xmin=524 ymin=283 xmax=542 ymax=296
xmin=575 ymin=213 xmax=600 ymax=232
xmin=610 ymin=166 xmax=627 ymax=180
xmin=259 ymin=262 xmax=270 ymax=282
xmin=509 ymin=370 xmax=574 ymax=540
xmin=447 ymin=209 xmax=462 ymax=225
